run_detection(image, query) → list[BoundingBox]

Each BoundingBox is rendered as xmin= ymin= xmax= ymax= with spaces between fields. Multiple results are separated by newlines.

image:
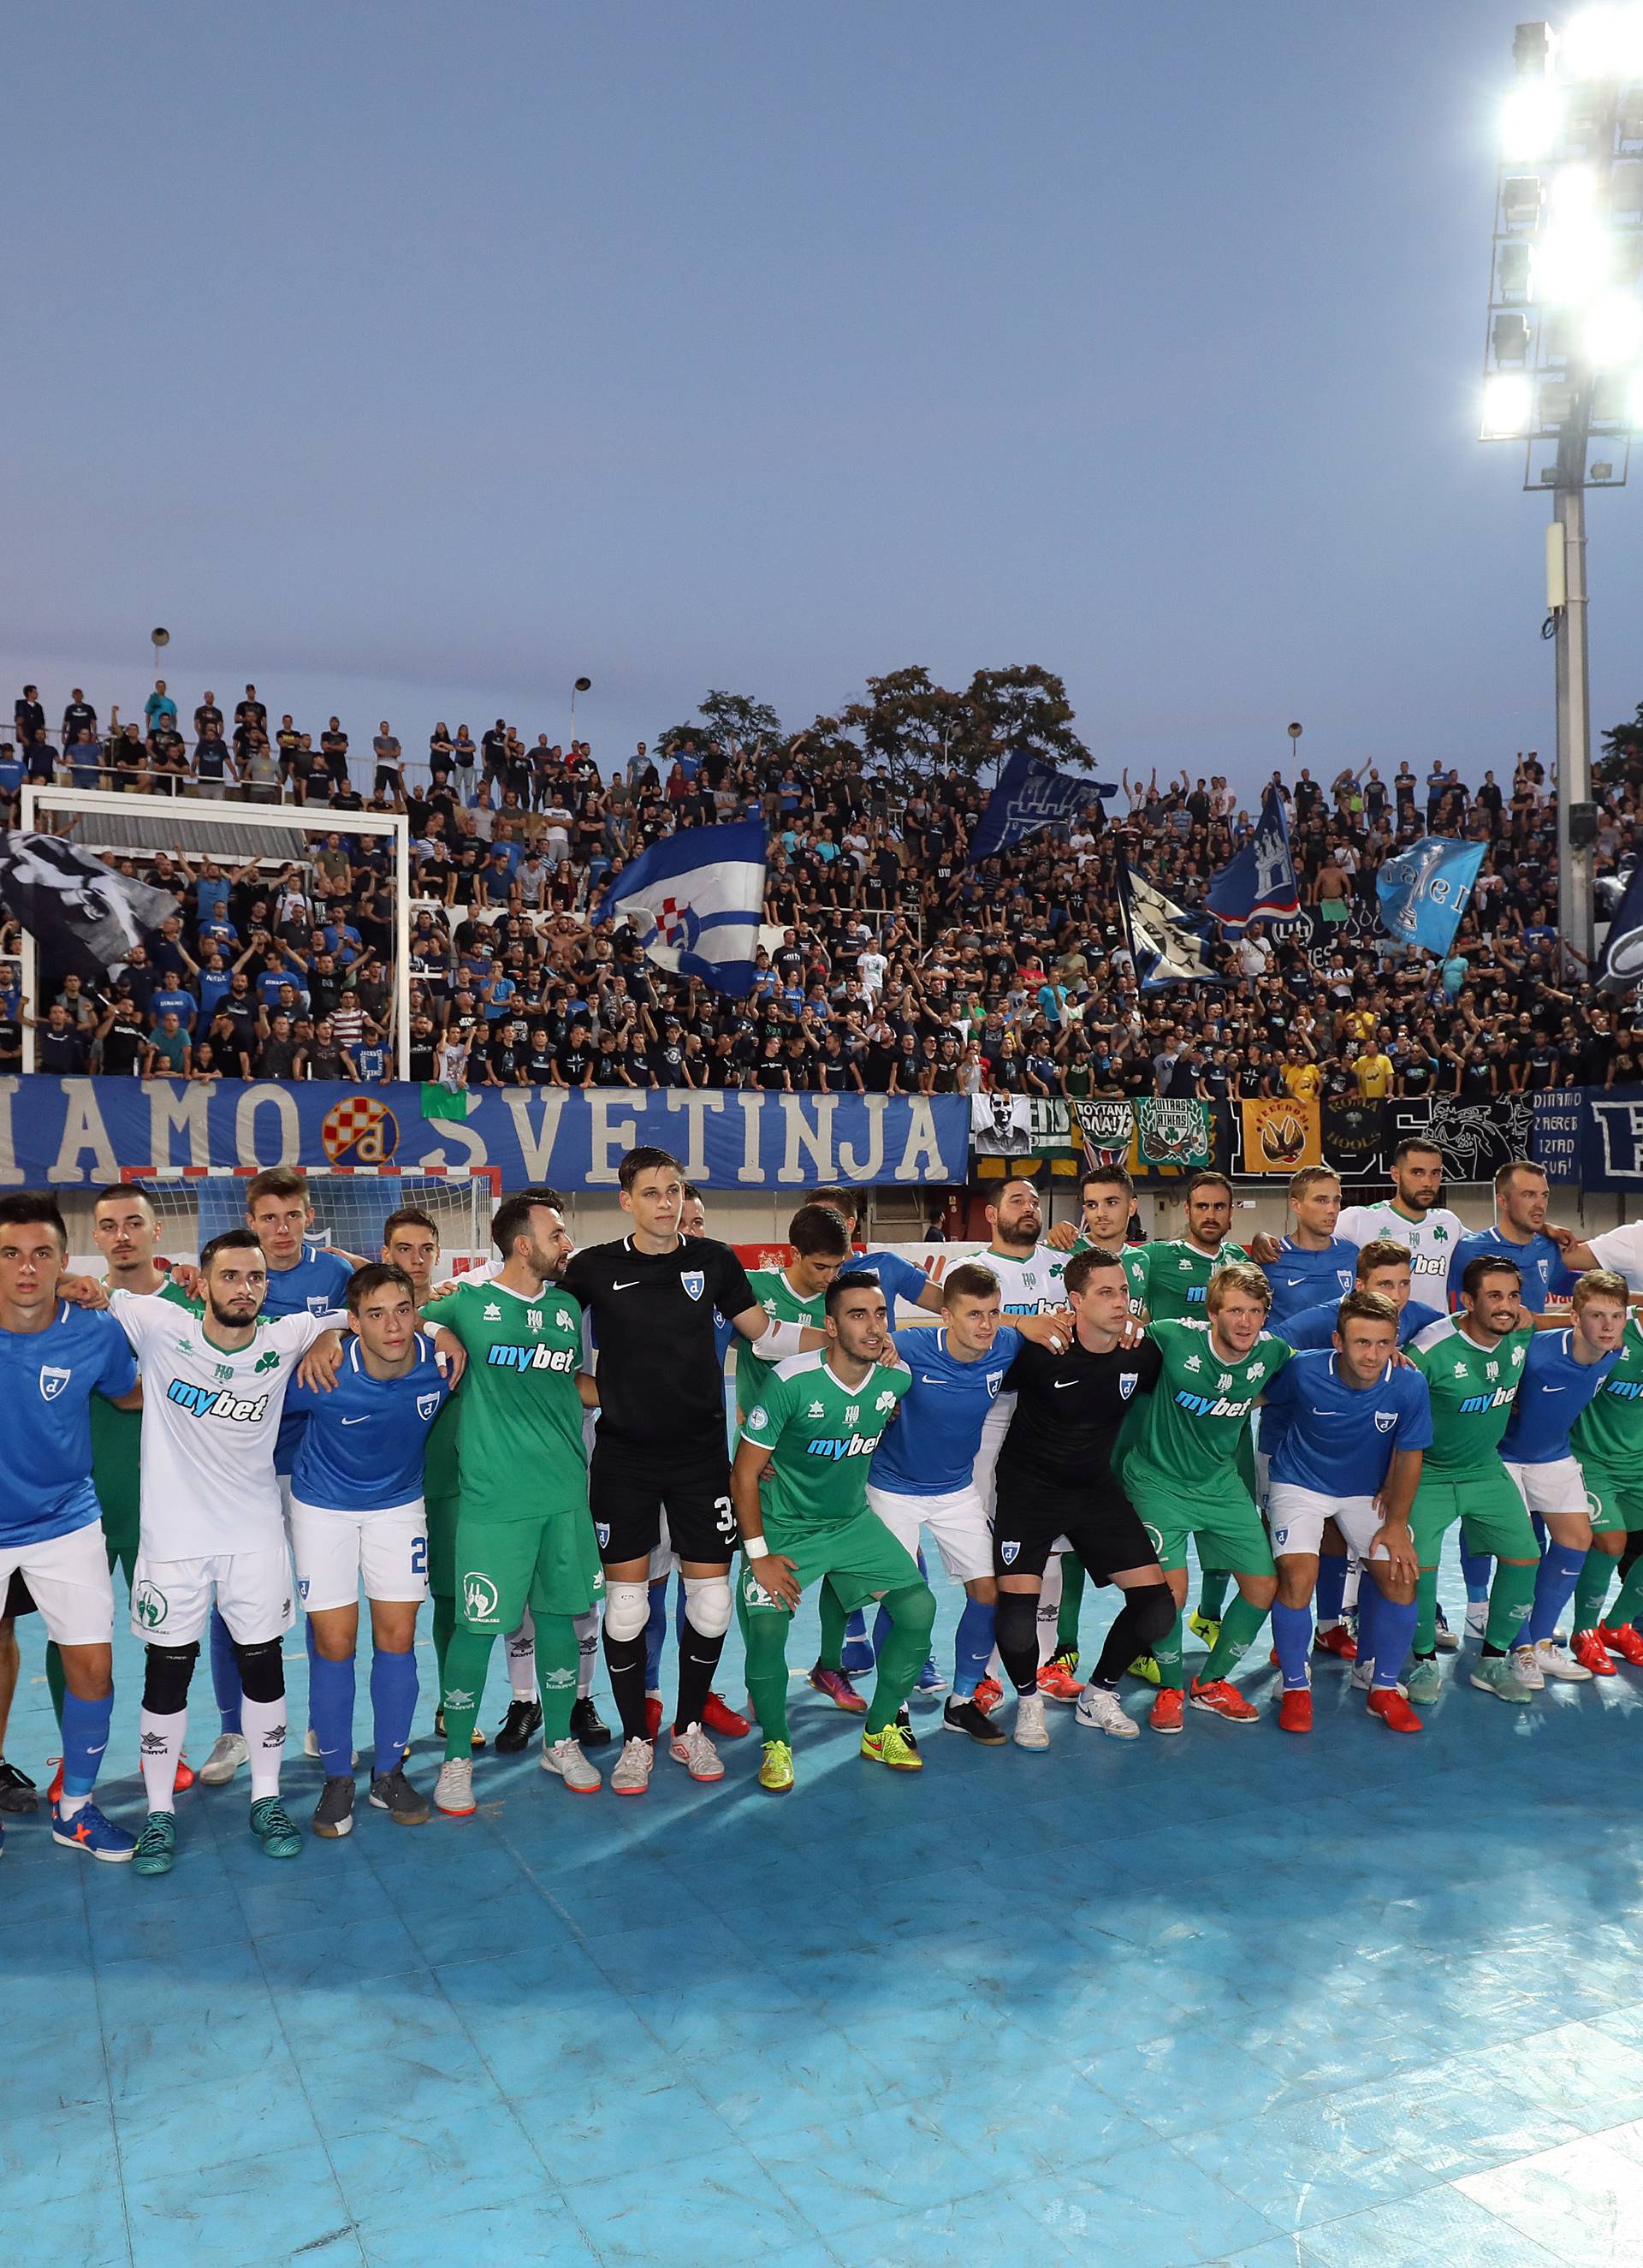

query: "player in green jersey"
xmin=422 ymin=1190 xmax=604 ymax=1811
xmin=733 ymin=1270 xmax=931 ymax=1793
xmin=1403 ymin=1256 xmax=1539 ymax=1706
xmin=1129 ymin=1173 xmax=1248 ymax=1324
xmin=1568 ymin=1305 xmax=1643 ymax=1670
xmin=734 ymin=1203 xmax=853 ymax=1420
xmin=1118 ymin=1263 xmax=1289 ymax=1732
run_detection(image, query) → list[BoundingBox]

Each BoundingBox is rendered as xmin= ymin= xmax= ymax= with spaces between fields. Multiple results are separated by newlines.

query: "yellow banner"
xmin=1239 ymin=1095 xmax=1321 ymax=1173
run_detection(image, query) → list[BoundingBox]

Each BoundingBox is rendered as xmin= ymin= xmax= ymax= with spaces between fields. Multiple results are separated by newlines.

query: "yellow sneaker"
xmin=1187 ymin=1612 xmax=1222 ymax=1649
xmin=1127 ymin=1654 xmax=1162 ymax=1687
xmin=860 ymin=1721 xmax=922 ymax=1772
xmin=757 ymin=1739 xmax=795 ymax=1794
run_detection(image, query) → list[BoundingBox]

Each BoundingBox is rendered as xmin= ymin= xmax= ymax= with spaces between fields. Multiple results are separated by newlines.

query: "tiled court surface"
xmin=6 ymin=1555 xmax=1643 ymax=2267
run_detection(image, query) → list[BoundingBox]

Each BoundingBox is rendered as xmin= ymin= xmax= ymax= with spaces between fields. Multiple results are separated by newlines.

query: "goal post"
xmin=16 ymin=784 xmax=412 ymax=1078
xmin=81 ymin=1164 xmax=501 ymax=1275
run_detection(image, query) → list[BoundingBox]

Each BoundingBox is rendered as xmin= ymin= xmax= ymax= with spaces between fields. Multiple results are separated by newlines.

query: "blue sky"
xmin=4 ymin=3 xmax=1632 ymax=797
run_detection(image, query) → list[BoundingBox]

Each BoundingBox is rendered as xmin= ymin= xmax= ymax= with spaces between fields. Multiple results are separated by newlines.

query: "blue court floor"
xmin=4 ymin=1547 xmax=1643 ymax=2268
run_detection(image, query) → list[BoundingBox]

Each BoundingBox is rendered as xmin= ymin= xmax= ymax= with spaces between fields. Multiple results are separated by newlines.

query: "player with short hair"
xmin=1403 ymin=1257 xmax=1540 ymax=1707
xmin=991 ymin=1249 xmax=1175 ymax=1746
xmin=286 ymin=1262 xmax=452 ymax=1836
xmin=422 ymin=1191 xmax=605 ymax=1811
xmin=1495 ymin=1270 xmax=1627 ymax=1689
xmin=1568 ymin=1293 xmax=1643 ymax=1670
xmin=1320 ymin=1138 xmax=1467 ymax=1289
xmin=1118 ymin=1262 xmax=1289 ymax=1732
xmin=0 ymin=1194 xmax=144 ymax=1862
xmin=1260 ymin=1290 xmax=1431 ymax=1735
xmin=733 ymin=1271 xmax=930 ymax=1793
xmin=1257 ymin=1168 xmax=1359 ymax=1328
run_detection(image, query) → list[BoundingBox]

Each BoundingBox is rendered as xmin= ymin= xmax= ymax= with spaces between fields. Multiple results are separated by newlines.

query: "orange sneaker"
xmin=173 ymin=1753 xmax=197 ymax=1792
xmin=974 ymin=1677 xmax=1003 ymax=1715
xmin=1572 ymin=1628 xmax=1617 ymax=1677
xmin=46 ymin=1756 xmax=63 ymax=1806
xmin=644 ymin=1693 xmax=664 ymax=1744
xmin=1313 ymin=1623 xmax=1359 ymax=1663
xmin=1148 ymin=1688 xmax=1185 ymax=1736
xmin=1189 ymin=1677 xmax=1260 ymax=1724
xmin=1366 ymin=1688 xmax=1422 ymax=1734
xmin=1277 ymin=1689 xmax=1313 ymax=1735
xmin=703 ymin=1691 xmax=750 ymax=1739
xmin=1037 ymin=1660 xmax=1084 ymax=1705
xmin=1600 ymin=1621 xmax=1643 ymax=1666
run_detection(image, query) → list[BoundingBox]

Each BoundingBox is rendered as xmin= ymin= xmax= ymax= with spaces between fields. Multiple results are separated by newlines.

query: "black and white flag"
xmin=0 ymin=832 xmax=179 ymax=980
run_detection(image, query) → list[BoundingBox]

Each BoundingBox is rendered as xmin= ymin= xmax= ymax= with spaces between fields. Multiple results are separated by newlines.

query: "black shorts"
xmin=3 ymin=1569 xmax=37 ymax=1619
xmin=589 ymin=1444 xmax=736 ymax=1567
xmin=992 ymin=1474 xmax=1160 ymax=1586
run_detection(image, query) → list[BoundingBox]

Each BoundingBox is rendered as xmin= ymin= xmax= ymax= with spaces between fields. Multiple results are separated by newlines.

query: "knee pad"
xmin=1127 ymin=1582 xmax=1177 ymax=1654
xmin=142 ymin=1642 xmax=199 ymax=1715
xmin=232 ymin=1636 xmax=286 ymax=1705
xmin=994 ymin=1591 xmax=1039 ymax=1659
xmin=603 ymin=1580 xmax=650 ymax=1644
xmin=682 ymin=1575 xmax=733 ymax=1641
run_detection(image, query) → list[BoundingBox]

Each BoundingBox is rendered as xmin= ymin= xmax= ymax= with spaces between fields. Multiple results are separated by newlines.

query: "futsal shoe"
xmin=494 ymin=1699 xmax=543 ymax=1754
xmin=703 ymin=1691 xmax=750 ymax=1739
xmin=433 ymin=1712 xmax=485 ymax=1752
xmin=0 ymin=1760 xmax=37 ymax=1814
xmin=1534 ymin=1639 xmax=1593 ymax=1683
xmin=758 ymin=1739 xmax=795 ymax=1794
xmin=1011 ymin=1694 xmax=1050 ymax=1750
xmin=199 ymin=1731 xmax=248 ymax=1785
xmin=1600 ymin=1621 xmax=1643 ymax=1665
xmin=1148 ymin=1688 xmax=1185 ymax=1735
xmin=1405 ymin=1657 xmax=1443 ymax=1703
xmin=861 ymin=1721 xmax=922 ymax=1772
xmin=50 ymin=1798 xmax=135 ymax=1861
xmin=944 ymin=1696 xmax=1007 ymax=1744
xmin=1186 ymin=1612 xmax=1221 ymax=1649
xmin=1313 ymin=1624 xmax=1358 ymax=1663
xmin=644 ymin=1692 xmax=665 ymax=1743
xmin=1470 ymin=1656 xmax=1535 ymax=1705
xmin=1571 ymin=1629 xmax=1617 ymax=1677
xmin=1074 ymin=1685 xmax=1139 ymax=1740
xmin=249 ymin=1797 xmax=302 ymax=1859
xmin=1036 ymin=1659 xmax=1084 ymax=1704
xmin=1366 ymin=1689 xmax=1422 ymax=1733
xmin=132 ymin=1813 xmax=177 ymax=1876
xmin=807 ymin=1664 xmax=866 ymax=1713
xmin=974 ymin=1677 xmax=1003 ymax=1714
xmin=1189 ymin=1677 xmax=1260 ymax=1724
xmin=1433 ymin=1601 xmax=1462 ymax=1653
xmin=1277 ymin=1689 xmax=1313 ymax=1735
xmin=840 ymin=1624 xmax=876 ymax=1677
xmin=571 ymin=1697 xmax=612 ymax=1745
xmin=668 ymin=1723 xmax=724 ymax=1783
xmin=433 ymin=1759 xmax=477 ymax=1816
xmin=1127 ymin=1653 xmax=1163 ymax=1687
xmin=914 ymin=1655 xmax=946 ymax=1696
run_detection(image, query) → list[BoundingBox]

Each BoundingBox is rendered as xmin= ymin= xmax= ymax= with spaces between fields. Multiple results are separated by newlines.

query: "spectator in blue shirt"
xmin=144 ymin=679 xmax=177 ymax=731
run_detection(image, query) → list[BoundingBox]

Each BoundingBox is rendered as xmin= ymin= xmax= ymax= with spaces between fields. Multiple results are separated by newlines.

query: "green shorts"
xmin=1120 ymin=1457 xmax=1274 ymax=1578
xmin=454 ymin=1506 xmax=602 ymax=1631
xmin=425 ymin=1491 xmax=460 ymax=1601
xmin=1579 ymin=1464 xmax=1643 ymax=1538
xmin=737 ymin=1507 xmax=922 ymax=1619
xmin=1409 ymin=1465 xmax=1537 ymax=1565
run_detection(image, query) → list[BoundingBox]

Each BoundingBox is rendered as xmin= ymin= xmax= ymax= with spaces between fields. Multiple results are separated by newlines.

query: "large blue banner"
xmin=1581 ymin=1087 xmax=1643 ymax=1189
xmin=0 ymin=1078 xmax=970 ymax=1192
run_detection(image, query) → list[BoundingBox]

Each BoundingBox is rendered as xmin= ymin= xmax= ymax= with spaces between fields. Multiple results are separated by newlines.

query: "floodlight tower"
xmin=1480 ymin=10 xmax=1643 ymax=972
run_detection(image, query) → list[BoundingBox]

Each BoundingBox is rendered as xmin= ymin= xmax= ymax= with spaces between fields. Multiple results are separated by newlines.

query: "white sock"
xmin=139 ymin=1707 xmax=187 ymax=1811
xmin=573 ymin=1609 xmax=599 ymax=1700
xmin=58 ymin=1791 xmax=88 ymax=1820
xmin=1035 ymin=1554 xmax=1065 ymax=1667
xmin=240 ymin=1691 xmax=287 ymax=1802
xmin=506 ymin=1609 xmax=537 ymax=1703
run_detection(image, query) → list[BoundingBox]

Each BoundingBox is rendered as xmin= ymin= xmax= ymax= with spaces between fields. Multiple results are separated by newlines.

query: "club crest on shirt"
xmin=681 ymin=1270 xmax=705 ymax=1303
xmin=1119 ymin=1371 xmax=1139 ymax=1400
xmin=38 ymin=1364 xmax=71 ymax=1401
xmin=306 ymin=1295 xmax=330 ymax=1315
xmin=596 ymin=1523 xmax=611 ymax=1547
xmin=1374 ymin=1409 xmax=1397 ymax=1432
xmin=986 ymin=1370 xmax=1004 ymax=1398
xmin=417 ymin=1392 xmax=441 ymax=1422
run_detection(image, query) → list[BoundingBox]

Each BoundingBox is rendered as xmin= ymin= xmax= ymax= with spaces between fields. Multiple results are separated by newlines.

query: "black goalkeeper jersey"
xmin=561 ymin=1234 xmax=756 ymax=1465
xmin=997 ymin=1332 xmax=1164 ymax=1492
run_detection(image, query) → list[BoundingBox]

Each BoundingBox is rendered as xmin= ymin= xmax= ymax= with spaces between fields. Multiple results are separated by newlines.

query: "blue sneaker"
xmin=841 ymin=1612 xmax=875 ymax=1676
xmin=50 ymin=1798 xmax=135 ymax=1863
xmin=914 ymin=1655 xmax=947 ymax=1695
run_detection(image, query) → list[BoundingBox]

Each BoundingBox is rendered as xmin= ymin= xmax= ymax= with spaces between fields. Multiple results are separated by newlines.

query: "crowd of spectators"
xmin=3 ymin=674 xmax=1637 ymax=1099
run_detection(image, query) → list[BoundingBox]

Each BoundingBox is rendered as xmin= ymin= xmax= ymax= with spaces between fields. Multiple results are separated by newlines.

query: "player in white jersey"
xmin=1252 ymin=1137 xmax=1465 ymax=1297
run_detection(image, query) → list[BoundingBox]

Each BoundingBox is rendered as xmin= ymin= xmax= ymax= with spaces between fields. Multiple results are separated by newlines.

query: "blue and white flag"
xmin=1374 ymin=835 xmax=1485 ymax=956
xmin=590 ymin=819 xmax=766 ymax=997
xmin=1116 ymin=855 xmax=1224 ymax=990
xmin=1206 ymin=787 xmax=1301 ymax=932
xmin=968 ymin=750 xmax=1117 ymax=864
xmin=1598 ymin=860 xmax=1643 ymax=991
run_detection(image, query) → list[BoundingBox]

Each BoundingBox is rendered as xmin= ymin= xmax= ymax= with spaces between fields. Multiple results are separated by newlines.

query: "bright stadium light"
xmin=1480 ymin=14 xmax=1643 ymax=974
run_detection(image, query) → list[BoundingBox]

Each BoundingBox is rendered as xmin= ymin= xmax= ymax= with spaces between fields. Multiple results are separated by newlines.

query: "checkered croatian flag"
xmin=591 ymin=820 xmax=767 ymax=998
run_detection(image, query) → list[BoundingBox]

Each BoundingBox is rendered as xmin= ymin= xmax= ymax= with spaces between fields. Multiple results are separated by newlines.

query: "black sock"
xmin=602 ymin=1628 xmax=649 ymax=1741
xmin=673 ymin=1625 xmax=727 ymax=1736
xmin=1092 ymin=1582 xmax=1177 ymax=1688
xmin=994 ymin=1591 xmax=1041 ymax=1695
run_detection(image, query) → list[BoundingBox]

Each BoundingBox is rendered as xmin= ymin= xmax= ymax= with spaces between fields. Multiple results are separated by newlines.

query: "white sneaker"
xmin=1536 ymin=1638 xmax=1594 ymax=1683
xmin=668 ymin=1723 xmax=724 ymax=1783
xmin=611 ymin=1737 xmax=654 ymax=1796
xmin=1464 ymin=1601 xmax=1488 ymax=1641
xmin=302 ymin=1728 xmax=358 ymax=1766
xmin=433 ymin=1758 xmax=476 ymax=1816
xmin=198 ymin=1732 xmax=248 ymax=1786
xmin=1075 ymin=1685 xmax=1139 ymax=1740
xmin=1349 ymin=1660 xmax=1409 ymax=1698
xmin=1013 ymin=1693 xmax=1050 ymax=1749
xmin=1509 ymin=1644 xmax=1546 ymax=1691
xmin=541 ymin=1739 xmax=601 ymax=1793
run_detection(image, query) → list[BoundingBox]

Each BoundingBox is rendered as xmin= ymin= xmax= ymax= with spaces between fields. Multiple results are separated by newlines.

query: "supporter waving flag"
xmin=1116 ymin=852 xmax=1224 ymax=989
xmin=590 ymin=816 xmax=766 ymax=997
xmin=0 ymin=830 xmax=178 ymax=979
xmin=1207 ymin=786 xmax=1301 ymax=931
xmin=1375 ymin=834 xmax=1484 ymax=955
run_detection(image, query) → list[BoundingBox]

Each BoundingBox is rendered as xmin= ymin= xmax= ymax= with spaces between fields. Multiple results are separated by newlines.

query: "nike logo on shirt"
xmin=613 ymin=1280 xmax=641 ymax=1291
xmin=341 ymin=1416 xmax=371 ymax=1425
xmin=1054 ymin=1379 xmax=1078 ymax=1390
xmin=920 ymin=1375 xmax=946 ymax=1385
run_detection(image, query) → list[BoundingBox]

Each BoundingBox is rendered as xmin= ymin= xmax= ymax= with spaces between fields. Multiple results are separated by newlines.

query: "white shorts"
xmin=1505 ymin=1458 xmax=1589 ymax=1520
xmin=130 ymin=1546 xmax=295 ymax=1647
xmin=288 ymin=1499 xmax=429 ymax=1613
xmin=1266 ymin=1484 xmax=1389 ymax=1565
xmin=866 ymin=1482 xmax=993 ymax=1585
xmin=0 ymin=1522 xmax=114 ymax=1647
xmin=648 ymin=1510 xmax=677 ymax=1584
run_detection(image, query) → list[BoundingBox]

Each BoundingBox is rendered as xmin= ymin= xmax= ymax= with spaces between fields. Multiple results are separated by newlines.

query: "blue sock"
xmin=844 ymin=1608 xmax=868 ymax=1639
xmin=370 ymin=1648 xmax=418 ymax=1772
xmin=1526 ymin=1541 xmax=1587 ymax=1648
xmin=952 ymin=1598 xmax=996 ymax=1699
xmin=1365 ymin=1588 xmax=1417 ymax=1689
xmin=1532 ymin=1513 xmax=1548 ymax=1551
xmin=1315 ymin=1553 xmax=1349 ymax=1627
xmin=644 ymin=1583 xmax=667 ymax=1689
xmin=1271 ymin=1600 xmax=1313 ymax=1689
xmin=209 ymin=1606 xmax=243 ymax=1735
xmin=1459 ymin=1546 xmax=1492 ymax=1605
xmin=309 ymin=1654 xmax=355 ymax=1779
xmin=60 ymin=1689 xmax=113 ymax=1798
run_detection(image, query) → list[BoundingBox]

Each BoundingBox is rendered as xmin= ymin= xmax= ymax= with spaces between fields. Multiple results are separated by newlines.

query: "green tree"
xmin=1600 ymin=701 xmax=1643 ymax=778
xmin=960 ymin=664 xmax=1093 ymax=776
xmin=656 ymin=689 xmax=784 ymax=760
xmin=839 ymin=666 xmax=968 ymax=793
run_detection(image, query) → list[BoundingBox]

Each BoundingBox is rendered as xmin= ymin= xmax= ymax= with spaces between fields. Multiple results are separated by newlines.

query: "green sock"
xmin=1572 ymin=1550 xmax=1616 ymax=1637
xmin=536 ymin=1612 xmax=579 ymax=1745
xmin=441 ymin=1628 xmax=497 ymax=1760
xmin=866 ymin=1581 xmax=937 ymax=1733
xmin=738 ymin=1599 xmax=793 ymax=1743
xmin=432 ymin=1594 xmax=456 ymax=1695
xmin=1195 ymin=1569 xmax=1232 ymax=1623
xmin=1155 ymin=1610 xmax=1186 ymax=1691
xmin=815 ymin=1581 xmax=847 ymax=1674
xmin=1054 ymin=1558 xmax=1087 ymax=1659
xmin=44 ymin=1640 xmax=66 ymax=1732
xmin=1414 ymin=1567 xmax=1440 ymax=1657
xmin=1202 ymin=1594 xmax=1267 ymax=1683
xmin=1610 ymin=1562 xmax=1643 ymax=1630
xmin=1485 ymin=1558 xmax=1538 ymax=1654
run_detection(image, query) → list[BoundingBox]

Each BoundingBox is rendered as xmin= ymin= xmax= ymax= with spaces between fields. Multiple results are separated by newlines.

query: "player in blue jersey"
xmin=0 ymin=1194 xmax=143 ymax=1861
xmin=285 ymin=1263 xmax=452 ymax=1837
xmin=1258 ymin=1167 xmax=1359 ymax=1328
xmin=1495 ymin=1270 xmax=1628 ymax=1691
xmin=1260 ymin=1291 xmax=1431 ymax=1735
xmin=1448 ymin=1161 xmax=1575 ymax=1318
xmin=198 ymin=1166 xmax=361 ymax=1786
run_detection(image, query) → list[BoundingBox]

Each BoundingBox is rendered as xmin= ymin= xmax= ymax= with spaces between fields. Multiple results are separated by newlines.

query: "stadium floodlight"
xmin=1480 ymin=15 xmax=1643 ymax=977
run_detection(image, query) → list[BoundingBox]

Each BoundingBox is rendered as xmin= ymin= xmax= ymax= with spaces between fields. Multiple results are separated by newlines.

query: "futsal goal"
xmin=80 ymin=1164 xmax=501 ymax=1274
